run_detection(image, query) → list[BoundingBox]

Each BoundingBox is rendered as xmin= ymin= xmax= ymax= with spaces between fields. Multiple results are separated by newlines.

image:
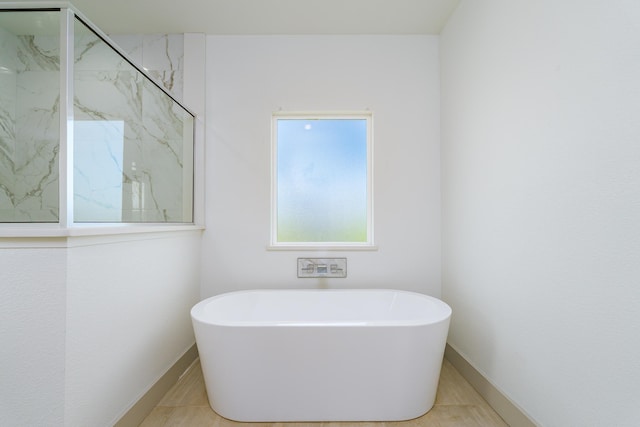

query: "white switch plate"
xmin=297 ymin=258 xmax=347 ymax=278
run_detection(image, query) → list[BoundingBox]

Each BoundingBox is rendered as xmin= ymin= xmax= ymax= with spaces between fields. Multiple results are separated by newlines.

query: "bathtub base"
xmin=192 ymin=290 xmax=451 ymax=422
xmin=197 ymin=325 xmax=447 ymax=422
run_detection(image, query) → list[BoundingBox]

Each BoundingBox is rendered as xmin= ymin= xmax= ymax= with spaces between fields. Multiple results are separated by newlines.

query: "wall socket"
xmin=297 ymin=258 xmax=347 ymax=278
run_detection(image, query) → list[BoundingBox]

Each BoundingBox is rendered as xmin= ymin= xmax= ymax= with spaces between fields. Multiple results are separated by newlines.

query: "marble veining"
xmin=0 ymin=32 xmax=60 ymax=222
xmin=16 ymin=35 xmax=59 ymax=72
xmin=0 ymin=27 xmax=19 ymax=219
xmin=72 ymin=31 xmax=188 ymax=222
xmin=0 ymin=73 xmax=16 ymax=172
xmin=0 ymin=15 xmax=189 ymax=223
xmin=143 ymin=34 xmax=184 ymax=99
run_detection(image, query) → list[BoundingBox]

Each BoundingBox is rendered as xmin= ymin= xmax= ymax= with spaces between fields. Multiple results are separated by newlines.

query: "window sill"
xmin=267 ymin=244 xmax=378 ymax=251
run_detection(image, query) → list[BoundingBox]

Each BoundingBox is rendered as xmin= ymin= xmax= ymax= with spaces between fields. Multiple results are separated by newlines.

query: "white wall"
xmin=203 ymin=35 xmax=441 ymax=297
xmin=0 ymin=30 xmax=206 ymax=427
xmin=0 ymin=246 xmax=67 ymax=425
xmin=441 ymin=1 xmax=640 ymax=426
xmin=0 ymin=231 xmax=202 ymax=427
xmin=64 ymin=231 xmax=201 ymax=426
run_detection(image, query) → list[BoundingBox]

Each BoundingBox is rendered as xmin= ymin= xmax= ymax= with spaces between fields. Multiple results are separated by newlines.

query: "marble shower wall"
xmin=0 ymin=12 xmax=190 ymax=223
xmin=0 ymin=25 xmax=19 ymax=220
xmin=110 ymin=34 xmax=184 ymax=103
xmin=74 ymin=27 xmax=190 ymax=222
xmin=0 ymin=19 xmax=60 ymax=222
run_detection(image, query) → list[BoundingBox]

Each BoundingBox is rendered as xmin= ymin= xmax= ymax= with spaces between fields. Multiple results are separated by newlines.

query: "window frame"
xmin=270 ymin=111 xmax=375 ymax=250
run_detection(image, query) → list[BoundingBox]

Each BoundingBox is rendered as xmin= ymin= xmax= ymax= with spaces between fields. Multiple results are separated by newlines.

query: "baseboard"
xmin=444 ymin=344 xmax=538 ymax=427
xmin=116 ymin=342 xmax=531 ymax=427
xmin=114 ymin=344 xmax=199 ymax=427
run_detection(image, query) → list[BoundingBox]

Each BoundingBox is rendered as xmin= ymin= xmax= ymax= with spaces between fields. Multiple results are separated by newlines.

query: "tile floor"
xmin=140 ymin=359 xmax=508 ymax=426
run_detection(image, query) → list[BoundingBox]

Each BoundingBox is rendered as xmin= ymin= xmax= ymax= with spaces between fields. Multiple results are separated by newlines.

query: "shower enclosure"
xmin=0 ymin=4 xmax=195 ymax=225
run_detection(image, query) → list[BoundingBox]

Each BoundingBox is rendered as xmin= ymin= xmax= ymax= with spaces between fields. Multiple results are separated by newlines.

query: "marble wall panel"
xmin=107 ymin=35 xmax=143 ymax=65
xmin=107 ymin=34 xmax=183 ymax=101
xmin=142 ymin=34 xmax=184 ymax=101
xmin=0 ymin=26 xmax=16 ymax=220
xmin=0 ymin=22 xmax=187 ymax=223
xmin=0 ymin=72 xmax=16 ymax=164
xmin=136 ymin=80 xmax=186 ymax=222
xmin=0 ymin=33 xmax=60 ymax=222
xmin=14 ymin=69 xmax=60 ymax=221
xmin=75 ymin=30 xmax=133 ymax=72
xmin=73 ymin=31 xmax=188 ymax=222
xmin=74 ymin=68 xmax=142 ymax=221
xmin=16 ymin=35 xmax=59 ymax=72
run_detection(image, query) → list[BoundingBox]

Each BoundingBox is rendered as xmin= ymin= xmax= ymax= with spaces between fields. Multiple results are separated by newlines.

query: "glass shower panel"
xmin=0 ymin=11 xmax=60 ymax=222
xmin=73 ymin=18 xmax=194 ymax=223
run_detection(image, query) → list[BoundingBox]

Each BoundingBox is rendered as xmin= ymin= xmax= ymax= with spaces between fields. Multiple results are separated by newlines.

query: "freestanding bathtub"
xmin=191 ymin=289 xmax=452 ymax=422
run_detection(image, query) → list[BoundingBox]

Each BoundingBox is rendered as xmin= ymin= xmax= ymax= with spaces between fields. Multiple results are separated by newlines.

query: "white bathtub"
xmin=191 ymin=289 xmax=451 ymax=422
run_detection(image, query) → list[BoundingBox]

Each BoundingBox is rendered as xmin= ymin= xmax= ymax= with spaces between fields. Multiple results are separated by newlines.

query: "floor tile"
xmin=139 ymin=359 xmax=508 ymax=427
xmin=158 ymin=361 xmax=209 ymax=407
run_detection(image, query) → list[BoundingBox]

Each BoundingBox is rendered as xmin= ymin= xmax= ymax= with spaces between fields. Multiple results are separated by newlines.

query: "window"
xmin=271 ymin=112 xmax=373 ymax=248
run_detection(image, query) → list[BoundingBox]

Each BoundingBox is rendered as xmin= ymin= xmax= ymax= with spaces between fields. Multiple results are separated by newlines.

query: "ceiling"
xmin=38 ymin=0 xmax=460 ymax=35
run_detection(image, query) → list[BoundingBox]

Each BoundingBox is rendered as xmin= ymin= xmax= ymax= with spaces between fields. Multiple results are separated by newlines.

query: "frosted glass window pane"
xmin=275 ymin=117 xmax=370 ymax=244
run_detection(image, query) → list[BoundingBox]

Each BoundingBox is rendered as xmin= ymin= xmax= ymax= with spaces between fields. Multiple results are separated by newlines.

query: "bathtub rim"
xmin=191 ymin=288 xmax=452 ymax=328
